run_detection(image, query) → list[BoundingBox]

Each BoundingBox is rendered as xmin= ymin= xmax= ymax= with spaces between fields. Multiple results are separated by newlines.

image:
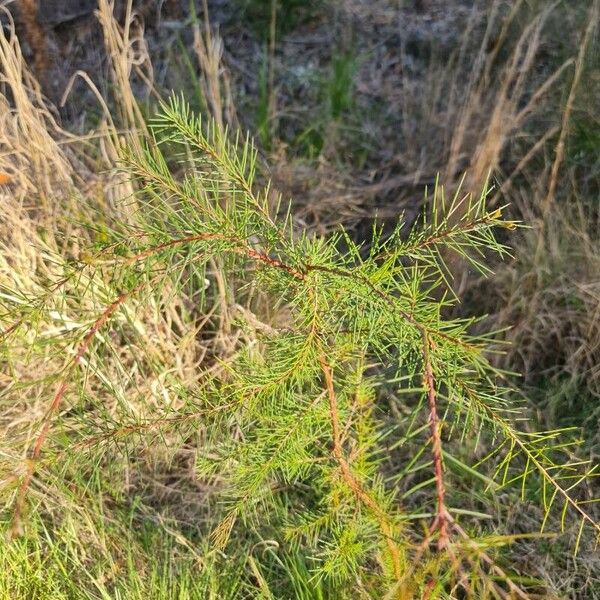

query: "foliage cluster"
xmin=2 ymin=97 xmax=599 ymax=598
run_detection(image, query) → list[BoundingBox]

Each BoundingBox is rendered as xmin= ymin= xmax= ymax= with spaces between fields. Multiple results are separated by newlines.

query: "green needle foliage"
xmin=2 ymin=97 xmax=599 ymax=598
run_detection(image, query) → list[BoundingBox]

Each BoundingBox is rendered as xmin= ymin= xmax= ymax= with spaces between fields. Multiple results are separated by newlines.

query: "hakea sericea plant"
xmin=2 ymin=97 xmax=599 ymax=598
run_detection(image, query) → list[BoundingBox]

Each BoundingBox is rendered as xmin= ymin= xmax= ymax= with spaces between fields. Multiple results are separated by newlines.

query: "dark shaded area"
xmin=37 ymin=0 xmax=97 ymax=24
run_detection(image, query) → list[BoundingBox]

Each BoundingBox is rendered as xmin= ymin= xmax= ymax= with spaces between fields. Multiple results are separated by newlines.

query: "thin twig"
xmin=490 ymin=125 xmax=559 ymax=207
xmin=450 ymin=517 xmax=529 ymax=600
xmin=318 ymin=350 xmax=403 ymax=580
xmin=421 ymin=332 xmax=449 ymax=550
xmin=9 ymin=281 xmax=147 ymax=536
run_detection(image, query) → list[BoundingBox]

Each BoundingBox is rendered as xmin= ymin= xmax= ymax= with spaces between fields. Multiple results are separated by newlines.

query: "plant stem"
xmin=421 ymin=332 xmax=449 ymax=550
xmin=318 ymin=351 xmax=403 ymax=580
xmin=9 ymin=283 xmax=145 ymax=537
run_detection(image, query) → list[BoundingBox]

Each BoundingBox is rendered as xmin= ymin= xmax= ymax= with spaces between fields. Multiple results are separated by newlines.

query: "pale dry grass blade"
xmin=193 ymin=0 xmax=237 ymax=133
xmin=59 ymin=0 xmax=157 ymax=213
xmin=96 ymin=0 xmax=151 ymax=147
xmin=461 ymin=2 xmax=558 ymax=195
xmin=543 ymin=0 xmax=600 ymax=214
xmin=0 ymin=7 xmax=72 ymax=203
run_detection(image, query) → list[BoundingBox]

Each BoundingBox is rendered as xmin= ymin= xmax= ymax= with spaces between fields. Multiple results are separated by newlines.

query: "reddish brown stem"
xmin=421 ymin=579 xmax=436 ymax=600
xmin=124 ymin=233 xmax=306 ymax=280
xmin=375 ymin=211 xmax=503 ymax=264
xmin=421 ymin=332 xmax=449 ymax=551
xmin=8 ymin=232 xmax=308 ymax=534
xmin=318 ymin=351 xmax=403 ymax=581
xmin=98 ymin=233 xmax=477 ymax=359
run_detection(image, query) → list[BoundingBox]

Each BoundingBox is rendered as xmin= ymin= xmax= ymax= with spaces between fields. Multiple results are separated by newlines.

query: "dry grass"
xmin=192 ymin=0 xmax=237 ymax=133
xmin=543 ymin=0 xmax=600 ymax=213
xmin=484 ymin=202 xmax=600 ymax=442
xmin=311 ymin=2 xmax=600 ymax=448
xmin=0 ymin=0 xmax=222 ymax=541
xmin=257 ymin=1 xmax=588 ymax=240
xmin=0 ymin=7 xmax=73 ymax=203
